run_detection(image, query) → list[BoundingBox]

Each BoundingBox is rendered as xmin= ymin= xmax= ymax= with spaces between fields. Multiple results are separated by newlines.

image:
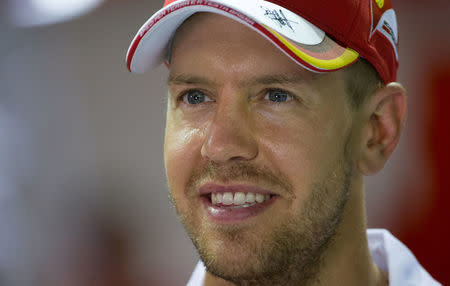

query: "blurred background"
xmin=0 ymin=0 xmax=449 ymax=285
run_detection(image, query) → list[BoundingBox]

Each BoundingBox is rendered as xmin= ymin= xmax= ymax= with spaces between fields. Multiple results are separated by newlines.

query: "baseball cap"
xmin=126 ymin=0 xmax=399 ymax=84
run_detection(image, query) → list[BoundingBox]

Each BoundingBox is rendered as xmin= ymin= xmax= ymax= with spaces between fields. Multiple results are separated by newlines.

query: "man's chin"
xmin=202 ymin=252 xmax=264 ymax=283
xmin=196 ymin=235 xmax=267 ymax=280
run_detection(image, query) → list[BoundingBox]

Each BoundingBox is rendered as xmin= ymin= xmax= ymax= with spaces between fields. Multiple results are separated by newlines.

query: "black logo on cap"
xmin=382 ymin=20 xmax=397 ymax=44
xmin=261 ymin=7 xmax=298 ymax=32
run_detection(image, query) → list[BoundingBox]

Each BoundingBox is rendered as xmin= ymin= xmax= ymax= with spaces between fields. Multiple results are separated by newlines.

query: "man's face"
xmin=164 ymin=13 xmax=361 ymax=284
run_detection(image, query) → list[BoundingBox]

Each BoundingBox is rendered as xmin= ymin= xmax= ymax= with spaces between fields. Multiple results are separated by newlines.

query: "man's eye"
xmin=264 ymin=89 xmax=294 ymax=103
xmin=182 ymin=90 xmax=212 ymax=105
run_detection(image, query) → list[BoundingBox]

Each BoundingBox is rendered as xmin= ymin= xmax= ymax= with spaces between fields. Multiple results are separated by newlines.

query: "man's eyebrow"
xmin=241 ymin=74 xmax=311 ymax=87
xmin=168 ymin=74 xmax=217 ymax=86
xmin=167 ymin=73 xmax=317 ymax=87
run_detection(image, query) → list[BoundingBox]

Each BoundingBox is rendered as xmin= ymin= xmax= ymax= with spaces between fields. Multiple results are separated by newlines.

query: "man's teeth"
xmin=211 ymin=192 xmax=271 ymax=206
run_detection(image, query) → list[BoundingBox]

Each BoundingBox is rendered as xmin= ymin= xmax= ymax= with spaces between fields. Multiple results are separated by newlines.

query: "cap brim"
xmin=126 ymin=0 xmax=359 ymax=73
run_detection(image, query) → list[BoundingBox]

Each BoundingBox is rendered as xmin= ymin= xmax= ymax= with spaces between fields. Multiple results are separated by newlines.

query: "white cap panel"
xmin=127 ymin=0 xmax=326 ymax=73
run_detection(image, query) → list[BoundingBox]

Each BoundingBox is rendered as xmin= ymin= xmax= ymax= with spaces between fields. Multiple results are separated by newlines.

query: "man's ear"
xmin=357 ymin=82 xmax=407 ymax=175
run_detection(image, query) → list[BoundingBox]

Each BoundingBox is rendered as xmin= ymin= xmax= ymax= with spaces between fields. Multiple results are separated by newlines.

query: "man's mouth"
xmin=199 ymin=184 xmax=278 ymax=223
xmin=211 ymin=192 xmax=272 ymax=208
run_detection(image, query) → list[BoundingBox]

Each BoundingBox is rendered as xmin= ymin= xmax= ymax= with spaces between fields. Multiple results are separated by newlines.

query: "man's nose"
xmin=200 ymin=97 xmax=258 ymax=163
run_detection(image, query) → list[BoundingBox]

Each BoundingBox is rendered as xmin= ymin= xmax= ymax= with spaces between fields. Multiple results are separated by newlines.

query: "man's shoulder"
xmin=367 ymin=229 xmax=441 ymax=286
xmin=187 ymin=260 xmax=206 ymax=286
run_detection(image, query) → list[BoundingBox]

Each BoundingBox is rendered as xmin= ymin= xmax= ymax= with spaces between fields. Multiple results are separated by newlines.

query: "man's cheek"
xmin=165 ymin=129 xmax=201 ymax=188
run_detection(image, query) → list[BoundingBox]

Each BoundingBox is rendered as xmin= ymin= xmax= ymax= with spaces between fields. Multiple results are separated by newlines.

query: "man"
xmin=126 ymin=0 xmax=441 ymax=285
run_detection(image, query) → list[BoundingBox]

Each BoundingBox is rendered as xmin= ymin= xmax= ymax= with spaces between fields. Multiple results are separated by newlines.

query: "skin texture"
xmin=164 ymin=13 xmax=406 ymax=286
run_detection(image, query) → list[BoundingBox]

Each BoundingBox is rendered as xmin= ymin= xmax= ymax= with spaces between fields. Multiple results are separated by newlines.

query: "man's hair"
xmin=344 ymin=58 xmax=384 ymax=110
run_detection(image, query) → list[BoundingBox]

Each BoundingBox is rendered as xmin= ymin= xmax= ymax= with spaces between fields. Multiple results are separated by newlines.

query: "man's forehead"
xmin=170 ymin=16 xmax=321 ymax=79
xmin=167 ymin=12 xmax=346 ymax=93
xmin=167 ymin=71 xmax=320 ymax=88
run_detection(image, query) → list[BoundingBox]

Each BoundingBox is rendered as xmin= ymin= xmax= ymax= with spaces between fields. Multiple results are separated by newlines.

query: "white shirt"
xmin=187 ymin=229 xmax=441 ymax=286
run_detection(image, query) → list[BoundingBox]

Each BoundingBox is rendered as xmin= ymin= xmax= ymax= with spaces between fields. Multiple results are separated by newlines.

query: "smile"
xmin=211 ymin=192 xmax=272 ymax=207
xmin=199 ymin=184 xmax=278 ymax=223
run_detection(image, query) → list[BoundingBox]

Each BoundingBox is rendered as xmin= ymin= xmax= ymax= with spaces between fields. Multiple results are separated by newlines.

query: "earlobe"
xmin=358 ymin=82 xmax=407 ymax=175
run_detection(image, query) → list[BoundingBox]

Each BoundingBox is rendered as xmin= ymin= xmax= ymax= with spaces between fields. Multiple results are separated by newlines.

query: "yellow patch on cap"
xmin=375 ymin=0 xmax=384 ymax=9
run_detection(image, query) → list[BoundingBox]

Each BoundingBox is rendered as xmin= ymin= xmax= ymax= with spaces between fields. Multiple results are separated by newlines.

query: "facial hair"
xmin=170 ymin=156 xmax=352 ymax=286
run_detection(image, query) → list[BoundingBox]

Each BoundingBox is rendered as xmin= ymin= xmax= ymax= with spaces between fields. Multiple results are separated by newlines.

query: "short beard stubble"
xmin=170 ymin=146 xmax=353 ymax=286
